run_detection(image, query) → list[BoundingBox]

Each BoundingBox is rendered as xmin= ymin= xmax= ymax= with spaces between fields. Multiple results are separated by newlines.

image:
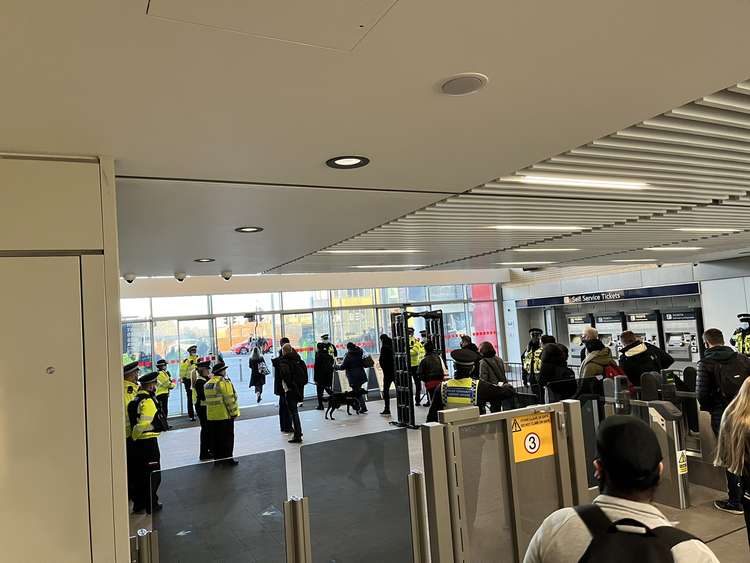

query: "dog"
xmin=323 ymin=388 xmax=368 ymax=420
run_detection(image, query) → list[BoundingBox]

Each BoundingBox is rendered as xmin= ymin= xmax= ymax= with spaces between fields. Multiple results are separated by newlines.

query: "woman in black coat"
xmin=537 ymin=343 xmax=576 ymax=401
xmin=379 ymin=334 xmax=396 ymax=415
xmin=248 ymin=346 xmax=268 ymax=403
xmin=335 ymin=342 xmax=368 ymax=413
xmin=313 ymin=342 xmax=335 ymax=410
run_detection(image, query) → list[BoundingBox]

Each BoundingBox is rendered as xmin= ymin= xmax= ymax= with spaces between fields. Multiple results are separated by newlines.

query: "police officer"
xmin=123 ymin=361 xmax=140 ymax=503
xmin=320 ymin=334 xmax=337 ymax=358
xmin=204 ymin=361 xmax=240 ymax=466
xmin=521 ymin=328 xmax=543 ymax=386
xmin=192 ymin=359 xmax=213 ymax=461
xmin=427 ymin=348 xmax=515 ymax=422
xmin=408 ymin=327 xmax=426 ymax=406
xmin=730 ymin=313 xmax=750 ymax=356
xmin=129 ymin=371 xmax=168 ymax=514
xmin=179 ymin=345 xmax=199 ymax=420
xmin=155 ymin=359 xmax=175 ymax=429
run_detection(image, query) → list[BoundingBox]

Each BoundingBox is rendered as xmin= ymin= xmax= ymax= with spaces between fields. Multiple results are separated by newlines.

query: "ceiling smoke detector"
xmin=439 ymin=73 xmax=489 ymax=96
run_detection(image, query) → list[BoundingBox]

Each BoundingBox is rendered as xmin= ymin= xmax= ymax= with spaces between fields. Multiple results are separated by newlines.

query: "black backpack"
xmin=293 ymin=358 xmax=309 ymax=388
xmin=576 ymin=505 xmax=698 ymax=562
xmin=715 ymin=358 xmax=750 ymax=403
xmin=127 ymin=393 xmax=168 ymax=434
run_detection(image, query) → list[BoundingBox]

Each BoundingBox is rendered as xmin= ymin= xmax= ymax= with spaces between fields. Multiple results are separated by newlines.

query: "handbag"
xmin=362 ymin=354 xmax=375 ymax=368
xmin=259 ymin=360 xmax=270 ymax=377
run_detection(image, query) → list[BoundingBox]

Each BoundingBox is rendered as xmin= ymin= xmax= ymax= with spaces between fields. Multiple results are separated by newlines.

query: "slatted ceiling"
xmin=268 ymin=79 xmax=750 ymax=274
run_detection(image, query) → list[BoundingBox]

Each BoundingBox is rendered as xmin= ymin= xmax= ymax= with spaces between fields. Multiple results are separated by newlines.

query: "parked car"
xmin=232 ymin=336 xmax=272 ymax=355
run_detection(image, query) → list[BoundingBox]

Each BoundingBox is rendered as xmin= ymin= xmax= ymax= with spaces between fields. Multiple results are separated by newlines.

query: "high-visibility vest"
xmin=204 ymin=376 xmax=240 ymax=420
xmin=410 ymin=337 xmax=425 ymax=367
xmin=731 ymin=329 xmax=750 ymax=356
xmin=324 ymin=342 xmax=337 ymax=357
xmin=522 ymin=347 xmax=542 ymax=374
xmin=123 ymin=381 xmax=138 ymax=439
xmin=128 ymin=390 xmax=161 ymax=441
xmin=155 ymin=369 xmax=175 ymax=396
xmin=440 ymin=377 xmax=480 ymax=407
xmin=180 ymin=354 xmax=199 ymax=381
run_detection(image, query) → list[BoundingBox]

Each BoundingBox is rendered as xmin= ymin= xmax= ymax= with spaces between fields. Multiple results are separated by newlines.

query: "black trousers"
xmin=409 ymin=366 xmax=422 ymax=404
xmin=278 ymin=395 xmax=293 ymax=431
xmin=285 ymin=391 xmax=303 ymax=439
xmin=209 ymin=418 xmax=235 ymax=461
xmin=712 ymin=419 xmax=744 ymax=506
xmin=196 ymin=404 xmax=212 ymax=460
xmin=742 ymin=477 xmax=750 ymax=546
xmin=350 ymin=382 xmax=368 ymax=412
xmin=132 ymin=437 xmax=161 ymax=513
xmin=381 ymin=374 xmax=395 ymax=412
xmin=316 ymin=383 xmax=327 ymax=408
xmin=157 ymin=394 xmax=170 ymax=425
xmin=182 ymin=379 xmax=195 ymax=419
xmin=125 ymin=437 xmax=136 ymax=501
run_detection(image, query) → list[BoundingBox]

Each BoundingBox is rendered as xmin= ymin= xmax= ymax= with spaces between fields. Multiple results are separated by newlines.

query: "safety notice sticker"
xmin=511 ymin=412 xmax=555 ymax=463
xmin=677 ymin=450 xmax=688 ymax=475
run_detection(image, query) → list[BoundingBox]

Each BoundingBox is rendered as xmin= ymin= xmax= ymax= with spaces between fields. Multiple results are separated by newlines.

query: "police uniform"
xmin=179 ymin=346 xmax=199 ymax=420
xmin=730 ymin=314 xmax=750 ymax=356
xmin=408 ymin=329 xmax=426 ymax=405
xmin=192 ymin=360 xmax=213 ymax=460
xmin=426 ymin=348 xmax=515 ymax=423
xmin=204 ymin=362 xmax=240 ymax=465
xmin=128 ymin=371 xmax=167 ymax=514
xmin=521 ymin=328 xmax=543 ymax=386
xmin=155 ymin=359 xmax=175 ymax=428
xmin=320 ymin=334 xmax=337 ymax=358
xmin=123 ymin=361 xmax=140 ymax=502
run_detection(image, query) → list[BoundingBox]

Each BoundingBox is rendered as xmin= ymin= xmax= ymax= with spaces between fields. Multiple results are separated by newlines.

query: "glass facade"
xmin=121 ymin=283 xmax=499 ymax=415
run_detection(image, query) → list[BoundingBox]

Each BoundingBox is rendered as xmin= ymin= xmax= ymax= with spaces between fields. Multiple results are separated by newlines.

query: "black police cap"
xmin=212 ymin=362 xmax=229 ymax=375
xmin=156 ymin=359 xmax=167 ymax=367
xmin=451 ymin=347 xmax=481 ymax=366
xmin=320 ymin=334 xmax=330 ymax=340
xmin=123 ymin=361 xmax=139 ymax=376
xmin=738 ymin=313 xmax=750 ymax=320
xmin=196 ymin=360 xmax=211 ymax=369
xmin=529 ymin=328 xmax=543 ymax=335
xmin=187 ymin=345 xmax=198 ymax=352
xmin=138 ymin=371 xmax=159 ymax=384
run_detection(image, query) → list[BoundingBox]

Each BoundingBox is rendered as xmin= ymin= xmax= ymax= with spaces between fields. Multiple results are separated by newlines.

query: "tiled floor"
xmin=132 ymin=400 xmax=749 ymax=562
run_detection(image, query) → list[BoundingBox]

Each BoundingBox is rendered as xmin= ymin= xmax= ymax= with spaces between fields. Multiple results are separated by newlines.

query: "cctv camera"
xmin=123 ymin=273 xmax=136 ymax=284
xmin=221 ymin=270 xmax=232 ymax=281
xmin=174 ymin=272 xmax=187 ymax=282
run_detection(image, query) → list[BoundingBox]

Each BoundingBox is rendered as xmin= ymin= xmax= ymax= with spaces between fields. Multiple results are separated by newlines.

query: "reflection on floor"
xmin=131 ymin=399 xmax=749 ymax=562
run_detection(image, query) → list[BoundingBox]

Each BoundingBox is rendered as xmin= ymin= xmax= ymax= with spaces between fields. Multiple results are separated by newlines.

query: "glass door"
xmin=282 ymin=312 xmax=316 ymax=398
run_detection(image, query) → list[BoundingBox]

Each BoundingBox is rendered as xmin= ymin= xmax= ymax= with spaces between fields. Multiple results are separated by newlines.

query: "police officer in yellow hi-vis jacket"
xmin=427 ymin=348 xmax=515 ymax=423
xmin=192 ymin=359 xmax=213 ymax=461
xmin=521 ymin=328 xmax=543 ymax=386
xmin=730 ymin=313 xmax=750 ymax=356
xmin=128 ymin=371 xmax=168 ymax=514
xmin=123 ymin=361 xmax=139 ymax=503
xmin=408 ymin=327 xmax=426 ymax=406
xmin=155 ymin=359 xmax=175 ymax=429
xmin=204 ymin=361 xmax=240 ymax=466
xmin=180 ymin=345 xmax=199 ymax=420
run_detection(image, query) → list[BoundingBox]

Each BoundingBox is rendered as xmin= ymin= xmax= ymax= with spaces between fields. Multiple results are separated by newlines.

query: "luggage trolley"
xmin=390 ymin=307 xmax=446 ymax=429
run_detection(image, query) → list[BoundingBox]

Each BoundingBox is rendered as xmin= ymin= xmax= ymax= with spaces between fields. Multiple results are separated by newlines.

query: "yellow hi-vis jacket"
xmin=123 ymin=381 xmax=138 ymax=439
xmin=731 ymin=329 xmax=750 ymax=356
xmin=409 ymin=336 xmax=425 ymax=367
xmin=522 ymin=347 xmax=542 ymax=375
xmin=130 ymin=390 xmax=161 ymax=441
xmin=180 ymin=354 xmax=199 ymax=381
xmin=155 ymin=369 xmax=176 ymax=396
xmin=204 ymin=376 xmax=240 ymax=420
xmin=440 ymin=377 xmax=480 ymax=407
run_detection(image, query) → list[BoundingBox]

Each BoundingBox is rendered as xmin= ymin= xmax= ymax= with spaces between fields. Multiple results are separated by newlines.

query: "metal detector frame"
xmin=390 ymin=307 xmax=446 ymax=429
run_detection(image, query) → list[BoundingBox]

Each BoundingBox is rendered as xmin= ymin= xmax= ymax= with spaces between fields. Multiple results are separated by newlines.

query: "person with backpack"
xmin=538 ymin=343 xmax=577 ymax=402
xmin=619 ymin=330 xmax=675 ymax=387
xmin=524 ymin=415 xmax=718 ymax=563
xmin=277 ymin=343 xmax=308 ymax=443
xmin=580 ymin=336 xmax=620 ymax=379
xmin=697 ymin=327 xmax=750 ymax=514
xmin=335 ymin=342 xmax=369 ymax=413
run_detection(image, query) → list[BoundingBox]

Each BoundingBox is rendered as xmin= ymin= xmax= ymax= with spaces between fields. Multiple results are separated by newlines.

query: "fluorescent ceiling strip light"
xmin=611 ymin=259 xmax=658 ymax=263
xmin=673 ymin=228 xmax=740 ymax=233
xmin=513 ymin=248 xmax=580 ymax=252
xmin=496 ymin=261 xmax=556 ymax=265
xmin=644 ymin=247 xmax=703 ymax=251
xmin=319 ymin=249 xmax=423 ymax=254
xmin=351 ymin=264 xmax=426 ymax=269
xmin=489 ymin=225 xmax=583 ymax=231
xmin=515 ymin=175 xmax=649 ymax=190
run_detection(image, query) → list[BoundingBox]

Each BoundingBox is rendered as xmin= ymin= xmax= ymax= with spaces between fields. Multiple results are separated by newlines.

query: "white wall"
xmin=700 ymin=278 xmax=750 ymax=344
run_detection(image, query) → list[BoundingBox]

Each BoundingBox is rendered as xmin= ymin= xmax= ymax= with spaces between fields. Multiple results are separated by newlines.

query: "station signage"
xmin=628 ymin=312 xmax=658 ymax=322
xmin=564 ymin=291 xmax=624 ymax=304
xmin=517 ymin=283 xmax=699 ymax=309
xmin=596 ymin=314 xmax=624 ymax=324
xmin=567 ymin=315 xmax=591 ymax=325
xmin=663 ymin=311 xmax=696 ymax=321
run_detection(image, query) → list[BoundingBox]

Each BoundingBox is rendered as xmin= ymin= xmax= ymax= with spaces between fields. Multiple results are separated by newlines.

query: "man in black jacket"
xmin=618 ymin=330 xmax=674 ymax=387
xmin=697 ymin=328 xmax=750 ymax=514
xmin=277 ymin=343 xmax=307 ymax=443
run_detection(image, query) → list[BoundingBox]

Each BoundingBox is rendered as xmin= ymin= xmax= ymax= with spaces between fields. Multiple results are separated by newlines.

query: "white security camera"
xmin=221 ymin=270 xmax=232 ymax=281
xmin=123 ymin=273 xmax=136 ymax=284
xmin=174 ymin=272 xmax=187 ymax=282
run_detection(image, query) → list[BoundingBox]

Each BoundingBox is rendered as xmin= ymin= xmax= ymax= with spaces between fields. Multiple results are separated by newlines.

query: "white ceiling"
xmin=5 ymin=1 xmax=750 ymax=275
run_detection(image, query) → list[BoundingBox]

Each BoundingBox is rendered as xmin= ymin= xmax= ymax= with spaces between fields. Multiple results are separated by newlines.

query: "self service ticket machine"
xmin=595 ymin=313 xmax=626 ymax=358
xmin=626 ymin=312 xmax=661 ymax=348
xmin=661 ymin=310 xmax=703 ymax=369
xmin=567 ymin=313 xmax=594 ymax=366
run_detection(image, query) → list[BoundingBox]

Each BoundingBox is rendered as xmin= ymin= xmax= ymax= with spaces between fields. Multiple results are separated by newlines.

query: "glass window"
xmin=432 ymin=303 xmax=468 ymax=353
xmin=282 ymin=290 xmax=330 ymax=310
xmin=428 ymin=285 xmax=465 ymax=302
xmin=153 ymin=320 xmax=183 ymax=415
xmin=375 ymin=286 xmax=428 ymax=304
xmin=122 ymin=322 xmax=153 ymax=368
xmin=330 ymin=288 xmax=374 ymax=308
xmin=151 ymin=295 xmax=208 ymax=318
xmin=211 ymin=292 xmax=280 ymax=314
xmin=314 ymin=310 xmax=332 ymax=351
xmin=468 ymin=284 xmax=496 ymax=301
xmin=282 ymin=313 xmax=317 ymax=398
xmin=120 ymin=298 xmax=151 ymax=320
xmin=332 ymin=308 xmax=378 ymax=355
xmin=468 ymin=301 xmax=499 ymax=353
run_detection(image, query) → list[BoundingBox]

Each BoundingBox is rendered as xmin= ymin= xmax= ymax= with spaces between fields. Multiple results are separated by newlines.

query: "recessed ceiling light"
xmin=513 ymin=248 xmax=580 ymax=252
xmin=235 ymin=226 xmax=264 ymax=233
xmin=439 ymin=73 xmax=489 ymax=96
xmin=611 ymin=259 xmax=658 ymax=263
xmin=496 ymin=261 xmax=556 ymax=266
xmin=489 ymin=225 xmax=583 ymax=231
xmin=644 ymin=247 xmax=703 ymax=251
xmin=194 ymin=258 xmax=215 ymax=263
xmin=351 ymin=264 xmax=426 ymax=269
xmin=673 ymin=227 xmax=740 ymax=233
xmin=515 ymin=175 xmax=649 ymax=190
xmin=326 ymin=156 xmax=370 ymax=169
xmin=319 ymin=249 xmax=424 ymax=254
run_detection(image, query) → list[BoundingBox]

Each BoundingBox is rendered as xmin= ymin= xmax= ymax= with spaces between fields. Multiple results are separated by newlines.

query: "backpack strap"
xmin=574 ymin=505 xmax=612 ymax=538
xmin=650 ymin=526 xmax=700 ymax=550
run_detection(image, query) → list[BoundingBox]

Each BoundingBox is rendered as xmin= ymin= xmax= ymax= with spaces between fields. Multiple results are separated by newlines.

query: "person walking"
xmin=248 ymin=346 xmax=268 ymax=403
xmin=478 ymin=341 xmax=507 ymax=385
xmin=417 ymin=341 xmax=446 ymax=407
xmin=128 ymin=371 xmax=168 ymax=514
xmin=379 ymin=334 xmax=396 ymax=415
xmin=179 ymin=345 xmax=199 ymax=421
xmin=336 ymin=342 xmax=369 ymax=413
xmin=123 ymin=361 xmax=140 ymax=504
xmin=192 ymin=359 xmax=213 ymax=461
xmin=714 ymin=377 xmax=750 ymax=545
xmin=408 ymin=327 xmax=425 ymax=406
xmin=154 ymin=359 xmax=175 ymax=429
xmin=204 ymin=361 xmax=240 ymax=466
xmin=697 ymin=328 xmax=750 ymax=514
xmin=273 ymin=337 xmax=294 ymax=434
xmin=277 ymin=343 xmax=308 ymax=443
xmin=619 ymin=330 xmax=674 ymax=387
xmin=522 ymin=328 xmax=544 ymax=386
xmin=314 ymin=342 xmax=334 ymax=410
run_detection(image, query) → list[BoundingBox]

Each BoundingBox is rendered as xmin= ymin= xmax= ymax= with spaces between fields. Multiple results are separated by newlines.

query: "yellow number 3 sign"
xmin=511 ymin=412 xmax=555 ymax=463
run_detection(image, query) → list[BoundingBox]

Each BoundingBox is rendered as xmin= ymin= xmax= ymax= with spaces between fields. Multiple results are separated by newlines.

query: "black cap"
xmin=138 ymin=371 xmax=159 ymax=384
xmin=187 ymin=345 xmax=198 ymax=352
xmin=738 ymin=313 xmax=750 ymax=319
xmin=450 ymin=347 xmax=481 ymax=366
xmin=196 ymin=360 xmax=211 ymax=369
xmin=156 ymin=359 xmax=167 ymax=368
xmin=529 ymin=328 xmax=543 ymax=335
xmin=123 ymin=361 xmax=139 ymax=376
xmin=419 ymin=330 xmax=427 ymax=337
xmin=407 ymin=327 xmax=415 ymax=334
xmin=212 ymin=361 xmax=228 ymax=375
xmin=596 ymin=415 xmax=662 ymax=487
xmin=320 ymin=334 xmax=330 ymax=340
